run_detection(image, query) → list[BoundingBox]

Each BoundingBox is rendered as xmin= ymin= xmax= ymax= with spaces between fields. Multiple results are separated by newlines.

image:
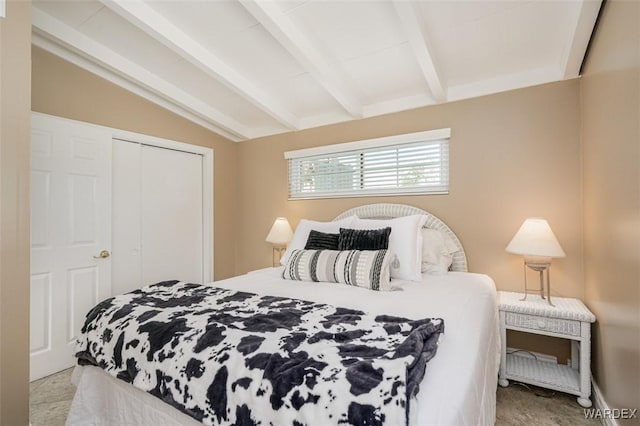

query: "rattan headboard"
xmin=334 ymin=203 xmax=468 ymax=272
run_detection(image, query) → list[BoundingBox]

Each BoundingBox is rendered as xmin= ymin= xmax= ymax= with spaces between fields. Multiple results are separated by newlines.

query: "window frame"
xmin=285 ymin=128 xmax=450 ymax=200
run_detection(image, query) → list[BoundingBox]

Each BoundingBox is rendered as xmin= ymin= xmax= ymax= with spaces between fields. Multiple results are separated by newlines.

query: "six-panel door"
xmin=30 ymin=114 xmax=112 ymax=381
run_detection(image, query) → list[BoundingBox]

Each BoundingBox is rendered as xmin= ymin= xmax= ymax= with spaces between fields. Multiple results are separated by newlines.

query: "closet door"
xmin=112 ymin=140 xmax=142 ymax=295
xmin=141 ymin=144 xmax=203 ymax=285
xmin=112 ymin=140 xmax=203 ymax=295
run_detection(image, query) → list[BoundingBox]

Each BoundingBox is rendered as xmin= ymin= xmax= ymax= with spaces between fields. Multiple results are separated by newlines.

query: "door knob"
xmin=93 ymin=250 xmax=111 ymax=259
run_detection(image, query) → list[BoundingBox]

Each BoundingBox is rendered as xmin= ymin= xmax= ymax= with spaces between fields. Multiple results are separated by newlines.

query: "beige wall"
xmin=237 ymin=80 xmax=584 ymax=299
xmin=0 ymin=1 xmax=32 ymax=424
xmin=581 ymin=0 xmax=640 ymax=419
xmin=31 ymin=47 xmax=238 ymax=280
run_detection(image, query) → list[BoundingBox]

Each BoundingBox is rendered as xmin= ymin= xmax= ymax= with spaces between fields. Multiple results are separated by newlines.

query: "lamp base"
xmin=272 ymin=246 xmax=286 ymax=267
xmin=520 ymin=258 xmax=555 ymax=306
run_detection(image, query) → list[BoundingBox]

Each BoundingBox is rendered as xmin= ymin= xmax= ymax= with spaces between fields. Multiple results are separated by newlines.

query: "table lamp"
xmin=265 ymin=217 xmax=293 ymax=267
xmin=506 ymin=218 xmax=565 ymax=306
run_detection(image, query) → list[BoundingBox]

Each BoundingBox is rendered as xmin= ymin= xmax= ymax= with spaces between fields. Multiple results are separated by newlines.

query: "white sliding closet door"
xmin=112 ymin=140 xmax=203 ymax=295
xmin=112 ymin=140 xmax=141 ymax=295
xmin=141 ymin=144 xmax=203 ymax=285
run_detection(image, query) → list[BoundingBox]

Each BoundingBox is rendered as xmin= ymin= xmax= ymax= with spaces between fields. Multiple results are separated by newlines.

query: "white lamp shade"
xmin=506 ymin=218 xmax=566 ymax=258
xmin=265 ymin=217 xmax=293 ymax=245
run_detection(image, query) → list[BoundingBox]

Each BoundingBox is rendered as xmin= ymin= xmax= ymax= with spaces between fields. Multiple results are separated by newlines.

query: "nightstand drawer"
xmin=505 ymin=312 xmax=581 ymax=337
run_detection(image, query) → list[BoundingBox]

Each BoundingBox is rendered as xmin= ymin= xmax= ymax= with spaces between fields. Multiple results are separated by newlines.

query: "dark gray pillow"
xmin=338 ymin=227 xmax=391 ymax=250
xmin=304 ymin=230 xmax=339 ymax=250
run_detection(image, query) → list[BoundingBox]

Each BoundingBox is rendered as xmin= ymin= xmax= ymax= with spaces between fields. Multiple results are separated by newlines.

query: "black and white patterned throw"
xmin=76 ymin=280 xmax=444 ymax=426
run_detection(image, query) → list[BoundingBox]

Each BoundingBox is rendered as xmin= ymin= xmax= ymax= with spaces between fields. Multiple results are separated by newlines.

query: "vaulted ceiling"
xmin=32 ymin=0 xmax=602 ymax=142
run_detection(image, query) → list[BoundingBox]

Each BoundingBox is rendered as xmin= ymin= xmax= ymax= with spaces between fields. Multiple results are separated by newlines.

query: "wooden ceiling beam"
xmin=32 ymin=7 xmax=250 ymax=140
xmin=240 ymin=0 xmax=363 ymax=118
xmin=392 ymin=0 xmax=447 ymax=103
xmin=100 ymin=0 xmax=299 ymax=130
xmin=560 ymin=0 xmax=603 ymax=78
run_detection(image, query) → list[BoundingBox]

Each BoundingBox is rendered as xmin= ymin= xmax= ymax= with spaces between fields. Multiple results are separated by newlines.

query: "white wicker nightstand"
xmin=498 ymin=291 xmax=596 ymax=407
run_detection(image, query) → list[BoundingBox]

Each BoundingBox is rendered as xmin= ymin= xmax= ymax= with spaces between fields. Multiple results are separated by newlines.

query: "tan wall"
xmin=580 ymin=0 xmax=640 ymax=419
xmin=0 ymin=1 xmax=32 ymax=424
xmin=31 ymin=47 xmax=238 ymax=280
xmin=237 ymin=80 xmax=584 ymax=300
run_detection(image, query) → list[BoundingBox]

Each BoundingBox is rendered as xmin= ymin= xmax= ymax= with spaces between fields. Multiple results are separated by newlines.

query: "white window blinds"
xmin=286 ymin=129 xmax=450 ymax=200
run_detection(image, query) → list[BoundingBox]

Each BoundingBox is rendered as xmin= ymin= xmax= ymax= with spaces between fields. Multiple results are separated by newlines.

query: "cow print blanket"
xmin=76 ymin=280 xmax=444 ymax=426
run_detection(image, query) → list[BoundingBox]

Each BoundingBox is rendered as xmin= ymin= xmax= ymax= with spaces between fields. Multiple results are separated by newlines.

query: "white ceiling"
xmin=32 ymin=0 xmax=602 ymax=142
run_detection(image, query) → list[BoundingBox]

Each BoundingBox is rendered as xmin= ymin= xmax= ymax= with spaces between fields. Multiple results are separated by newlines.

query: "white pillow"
xmin=421 ymin=228 xmax=458 ymax=274
xmin=352 ymin=215 xmax=428 ymax=281
xmin=280 ymin=216 xmax=357 ymax=265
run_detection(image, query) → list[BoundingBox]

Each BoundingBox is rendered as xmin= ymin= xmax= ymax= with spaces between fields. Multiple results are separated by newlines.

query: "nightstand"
xmin=498 ymin=291 xmax=596 ymax=407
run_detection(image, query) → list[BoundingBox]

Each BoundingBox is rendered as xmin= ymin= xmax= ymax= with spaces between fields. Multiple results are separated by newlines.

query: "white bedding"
xmin=67 ymin=268 xmax=500 ymax=426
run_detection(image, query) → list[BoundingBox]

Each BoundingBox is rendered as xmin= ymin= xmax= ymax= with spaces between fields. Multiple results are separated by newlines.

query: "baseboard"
xmin=592 ymin=379 xmax=618 ymax=426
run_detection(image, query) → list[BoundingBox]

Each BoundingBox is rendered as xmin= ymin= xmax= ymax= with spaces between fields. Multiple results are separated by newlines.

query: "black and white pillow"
xmin=282 ymin=249 xmax=393 ymax=291
xmin=338 ymin=227 xmax=391 ymax=250
xmin=304 ymin=230 xmax=339 ymax=250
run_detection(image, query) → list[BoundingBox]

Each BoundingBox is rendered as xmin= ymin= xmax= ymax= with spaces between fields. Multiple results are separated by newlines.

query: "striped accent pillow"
xmin=282 ymin=249 xmax=393 ymax=291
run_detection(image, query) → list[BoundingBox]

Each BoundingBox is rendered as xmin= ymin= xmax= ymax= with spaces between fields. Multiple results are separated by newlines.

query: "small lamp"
xmin=506 ymin=218 xmax=565 ymax=306
xmin=265 ymin=217 xmax=293 ymax=267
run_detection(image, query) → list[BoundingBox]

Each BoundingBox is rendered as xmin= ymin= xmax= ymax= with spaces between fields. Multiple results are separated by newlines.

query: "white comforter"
xmin=67 ymin=269 xmax=500 ymax=426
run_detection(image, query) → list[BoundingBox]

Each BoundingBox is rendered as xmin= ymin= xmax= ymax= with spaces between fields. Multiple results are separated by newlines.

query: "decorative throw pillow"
xmin=351 ymin=215 xmax=428 ymax=282
xmin=282 ymin=249 xmax=393 ymax=291
xmin=338 ymin=227 xmax=391 ymax=250
xmin=305 ymin=230 xmax=339 ymax=250
xmin=280 ymin=216 xmax=357 ymax=265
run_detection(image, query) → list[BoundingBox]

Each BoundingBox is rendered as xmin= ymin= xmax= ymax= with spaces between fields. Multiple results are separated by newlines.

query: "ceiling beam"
xmin=32 ymin=34 xmax=244 ymax=142
xmin=99 ymin=0 xmax=298 ymax=130
xmin=392 ymin=0 xmax=446 ymax=103
xmin=32 ymin=7 xmax=250 ymax=141
xmin=239 ymin=0 xmax=363 ymax=118
xmin=447 ymin=65 xmax=559 ymax=102
xmin=559 ymin=0 xmax=603 ymax=78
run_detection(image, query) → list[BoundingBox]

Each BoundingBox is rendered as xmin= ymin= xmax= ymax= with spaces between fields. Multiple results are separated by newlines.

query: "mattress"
xmin=66 ymin=268 xmax=500 ymax=426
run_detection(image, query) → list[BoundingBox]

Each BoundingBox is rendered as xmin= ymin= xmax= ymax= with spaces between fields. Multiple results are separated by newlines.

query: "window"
xmin=286 ymin=129 xmax=450 ymax=200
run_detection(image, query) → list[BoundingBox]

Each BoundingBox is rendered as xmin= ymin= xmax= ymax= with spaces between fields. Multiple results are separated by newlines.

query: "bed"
xmin=66 ymin=203 xmax=500 ymax=426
